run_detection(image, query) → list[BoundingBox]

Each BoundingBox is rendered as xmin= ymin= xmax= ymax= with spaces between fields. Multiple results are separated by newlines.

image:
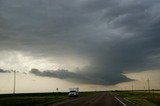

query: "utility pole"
xmin=13 ymin=70 xmax=16 ymax=94
xmin=56 ymin=88 xmax=58 ymax=92
xmin=147 ymin=78 xmax=150 ymax=93
xmin=131 ymin=81 xmax=134 ymax=92
xmin=132 ymin=84 xmax=133 ymax=92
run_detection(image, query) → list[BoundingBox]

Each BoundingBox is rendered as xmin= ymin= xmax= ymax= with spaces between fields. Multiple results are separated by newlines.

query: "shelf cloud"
xmin=30 ymin=68 xmax=131 ymax=85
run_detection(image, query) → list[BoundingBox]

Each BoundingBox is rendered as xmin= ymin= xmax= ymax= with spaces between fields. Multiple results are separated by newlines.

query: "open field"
xmin=134 ymin=90 xmax=160 ymax=94
xmin=0 ymin=92 xmax=69 ymax=106
xmin=112 ymin=91 xmax=160 ymax=106
xmin=0 ymin=92 xmax=94 ymax=106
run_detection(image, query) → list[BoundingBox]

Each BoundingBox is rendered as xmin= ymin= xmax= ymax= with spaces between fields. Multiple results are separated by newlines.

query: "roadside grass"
xmin=112 ymin=91 xmax=160 ymax=106
xmin=0 ymin=92 xmax=69 ymax=106
xmin=0 ymin=92 xmax=96 ymax=106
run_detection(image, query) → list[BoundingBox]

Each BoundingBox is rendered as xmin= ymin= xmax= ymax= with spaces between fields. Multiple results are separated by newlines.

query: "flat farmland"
xmin=0 ymin=92 xmax=94 ymax=106
xmin=0 ymin=92 xmax=69 ymax=106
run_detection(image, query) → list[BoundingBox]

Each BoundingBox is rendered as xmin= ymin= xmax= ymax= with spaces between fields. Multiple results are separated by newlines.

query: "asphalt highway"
xmin=50 ymin=92 xmax=136 ymax=106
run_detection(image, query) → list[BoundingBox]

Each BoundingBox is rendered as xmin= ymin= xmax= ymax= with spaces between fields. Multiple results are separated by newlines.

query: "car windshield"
xmin=70 ymin=91 xmax=76 ymax=92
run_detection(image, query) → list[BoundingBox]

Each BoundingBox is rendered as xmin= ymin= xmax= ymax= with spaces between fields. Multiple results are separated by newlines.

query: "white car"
xmin=68 ymin=90 xmax=79 ymax=97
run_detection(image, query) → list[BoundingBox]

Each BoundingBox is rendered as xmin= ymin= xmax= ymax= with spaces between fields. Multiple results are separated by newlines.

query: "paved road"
xmin=50 ymin=92 xmax=135 ymax=106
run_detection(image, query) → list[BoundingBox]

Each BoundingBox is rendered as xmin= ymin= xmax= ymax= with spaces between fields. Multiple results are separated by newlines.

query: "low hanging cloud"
xmin=1 ymin=0 xmax=160 ymax=85
xmin=30 ymin=69 xmax=80 ymax=79
xmin=30 ymin=68 xmax=132 ymax=85
xmin=0 ymin=69 xmax=11 ymax=73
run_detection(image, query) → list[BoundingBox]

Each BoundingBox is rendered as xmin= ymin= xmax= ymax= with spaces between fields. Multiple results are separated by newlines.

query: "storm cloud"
xmin=30 ymin=68 xmax=131 ymax=85
xmin=0 ymin=69 xmax=11 ymax=73
xmin=1 ymin=0 xmax=160 ymax=85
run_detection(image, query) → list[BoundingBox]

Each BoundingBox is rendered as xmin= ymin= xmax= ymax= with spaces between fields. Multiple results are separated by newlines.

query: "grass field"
xmin=0 ymin=92 xmax=69 ymax=106
xmin=0 ymin=92 xmax=95 ymax=106
xmin=112 ymin=91 xmax=160 ymax=106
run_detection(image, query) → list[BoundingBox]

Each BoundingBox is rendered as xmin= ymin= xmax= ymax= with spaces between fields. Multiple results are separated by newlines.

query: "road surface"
xmin=50 ymin=92 xmax=135 ymax=106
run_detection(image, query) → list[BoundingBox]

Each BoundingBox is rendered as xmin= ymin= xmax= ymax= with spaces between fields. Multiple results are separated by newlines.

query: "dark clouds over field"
xmin=0 ymin=0 xmax=160 ymax=85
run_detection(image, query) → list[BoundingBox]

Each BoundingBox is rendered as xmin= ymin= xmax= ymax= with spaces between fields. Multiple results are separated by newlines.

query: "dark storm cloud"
xmin=0 ymin=69 xmax=11 ymax=73
xmin=1 ymin=0 xmax=160 ymax=85
xmin=30 ymin=69 xmax=80 ymax=79
xmin=30 ymin=68 xmax=131 ymax=85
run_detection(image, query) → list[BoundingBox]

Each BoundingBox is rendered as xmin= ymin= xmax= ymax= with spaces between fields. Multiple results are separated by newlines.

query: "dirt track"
xmin=50 ymin=92 xmax=135 ymax=106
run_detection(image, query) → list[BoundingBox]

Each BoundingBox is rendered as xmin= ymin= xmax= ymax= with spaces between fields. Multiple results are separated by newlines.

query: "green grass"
xmin=0 ymin=92 xmax=96 ymax=106
xmin=0 ymin=92 xmax=69 ymax=106
xmin=112 ymin=91 xmax=160 ymax=106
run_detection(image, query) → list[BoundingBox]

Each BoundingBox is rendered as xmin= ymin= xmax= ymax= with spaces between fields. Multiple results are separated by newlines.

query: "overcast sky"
xmin=0 ymin=0 xmax=160 ymax=93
